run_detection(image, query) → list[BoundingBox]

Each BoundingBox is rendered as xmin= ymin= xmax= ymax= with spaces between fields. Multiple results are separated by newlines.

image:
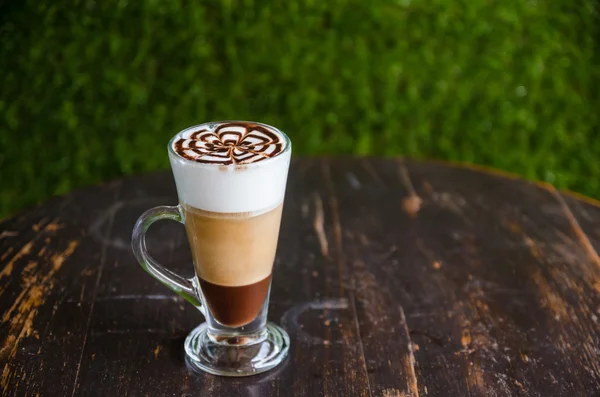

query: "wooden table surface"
xmin=1 ymin=158 xmax=599 ymax=397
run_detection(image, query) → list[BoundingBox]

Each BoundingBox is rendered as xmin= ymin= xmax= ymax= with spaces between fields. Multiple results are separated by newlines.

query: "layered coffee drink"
xmin=169 ymin=122 xmax=290 ymax=328
xmin=183 ymin=204 xmax=282 ymax=327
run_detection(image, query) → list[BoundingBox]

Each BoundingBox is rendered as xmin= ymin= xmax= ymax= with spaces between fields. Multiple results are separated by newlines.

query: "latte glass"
xmin=132 ymin=121 xmax=291 ymax=376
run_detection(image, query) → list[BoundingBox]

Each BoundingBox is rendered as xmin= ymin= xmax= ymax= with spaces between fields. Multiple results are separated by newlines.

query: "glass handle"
xmin=132 ymin=205 xmax=204 ymax=313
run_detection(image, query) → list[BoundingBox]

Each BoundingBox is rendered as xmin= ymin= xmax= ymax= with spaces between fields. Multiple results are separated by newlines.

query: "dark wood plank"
xmin=67 ymin=175 xmax=199 ymax=397
xmin=0 ymin=181 xmax=123 ymax=395
xmin=268 ymin=159 xmax=373 ymax=397
xmin=321 ymin=159 xmax=418 ymax=397
xmin=1 ymin=158 xmax=599 ymax=396
xmin=559 ymin=191 xmax=600 ymax=276
xmin=0 ymin=161 xmax=373 ymax=396
xmin=321 ymin=159 xmax=599 ymax=396
xmin=408 ymin=161 xmax=600 ymax=396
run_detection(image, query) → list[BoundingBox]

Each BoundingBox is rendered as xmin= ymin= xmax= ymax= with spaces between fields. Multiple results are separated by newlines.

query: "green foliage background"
xmin=1 ymin=0 xmax=599 ymax=217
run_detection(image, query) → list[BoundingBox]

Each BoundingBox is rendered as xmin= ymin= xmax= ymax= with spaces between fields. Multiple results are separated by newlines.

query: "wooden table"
xmin=1 ymin=159 xmax=599 ymax=396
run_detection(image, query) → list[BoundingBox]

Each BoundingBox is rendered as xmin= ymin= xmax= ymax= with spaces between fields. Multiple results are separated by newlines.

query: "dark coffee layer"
xmin=173 ymin=122 xmax=285 ymax=165
xmin=199 ymin=274 xmax=272 ymax=327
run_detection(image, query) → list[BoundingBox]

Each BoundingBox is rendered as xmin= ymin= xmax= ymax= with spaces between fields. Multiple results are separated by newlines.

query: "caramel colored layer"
xmin=183 ymin=203 xmax=283 ymax=287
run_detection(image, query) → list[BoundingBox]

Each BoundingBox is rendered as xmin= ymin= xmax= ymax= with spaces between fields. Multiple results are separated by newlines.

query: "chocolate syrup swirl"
xmin=173 ymin=122 xmax=285 ymax=165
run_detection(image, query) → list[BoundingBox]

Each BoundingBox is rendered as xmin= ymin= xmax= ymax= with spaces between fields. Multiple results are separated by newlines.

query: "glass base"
xmin=184 ymin=322 xmax=290 ymax=377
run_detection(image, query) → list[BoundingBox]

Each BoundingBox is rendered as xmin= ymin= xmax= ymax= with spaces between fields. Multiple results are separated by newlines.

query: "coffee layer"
xmin=199 ymin=275 xmax=271 ymax=327
xmin=183 ymin=203 xmax=283 ymax=287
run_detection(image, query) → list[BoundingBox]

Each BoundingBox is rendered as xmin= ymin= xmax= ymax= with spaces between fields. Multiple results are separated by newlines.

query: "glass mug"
xmin=132 ymin=121 xmax=291 ymax=376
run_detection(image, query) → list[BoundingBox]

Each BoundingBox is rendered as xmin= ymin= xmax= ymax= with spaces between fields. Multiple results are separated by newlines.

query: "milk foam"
xmin=169 ymin=122 xmax=291 ymax=213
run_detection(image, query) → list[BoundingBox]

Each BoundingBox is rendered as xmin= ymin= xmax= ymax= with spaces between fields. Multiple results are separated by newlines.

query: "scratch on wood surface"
xmin=0 ymin=231 xmax=19 ymax=239
xmin=360 ymin=158 xmax=385 ymax=187
xmin=509 ymin=223 xmax=568 ymax=320
xmin=312 ymin=193 xmax=329 ymax=257
xmin=71 ymin=184 xmax=121 ymax=397
xmin=506 ymin=220 xmax=521 ymax=233
xmin=301 ymin=201 xmax=309 ymax=219
xmin=346 ymin=172 xmax=362 ymax=189
xmin=37 ymin=245 xmax=48 ymax=258
xmin=91 ymin=329 xmax=171 ymax=336
xmin=511 ymin=215 xmax=584 ymax=320
xmin=421 ymin=181 xmax=433 ymax=194
xmin=44 ymin=222 xmax=63 ymax=233
xmin=153 ymin=345 xmax=162 ymax=359
xmin=353 ymin=258 xmax=422 ymax=395
xmin=548 ymin=187 xmax=600 ymax=270
xmin=397 ymin=162 xmax=422 ymax=217
xmin=506 ymin=213 xmax=600 ymax=382
xmin=349 ymin=296 xmax=373 ymax=397
xmin=431 ymin=192 xmax=466 ymax=215
xmin=513 ymin=379 xmax=527 ymax=392
xmin=531 ymin=269 xmax=568 ymax=320
xmin=22 ymin=261 xmax=38 ymax=279
xmin=31 ymin=218 xmax=49 ymax=232
xmin=0 ymin=241 xmax=33 ymax=280
xmin=80 ymin=268 xmax=95 ymax=277
xmin=1 ymin=218 xmax=64 ymax=287
xmin=1 ymin=240 xmax=79 ymax=389
xmin=524 ymin=236 xmax=543 ymax=260
xmin=52 ymin=241 xmax=78 ymax=270
xmin=582 ymin=335 xmax=600 ymax=377
xmin=88 ymin=200 xmax=127 ymax=250
xmin=382 ymin=389 xmax=409 ymax=397
xmin=461 ymin=329 xmax=472 ymax=348
xmin=358 ymin=233 xmax=370 ymax=246
xmin=353 ymin=260 xmax=387 ymax=326
xmin=465 ymin=358 xmax=485 ymax=394
xmin=79 ymin=285 xmax=86 ymax=302
xmin=2 ymin=241 xmax=79 ymax=324
xmin=95 ymin=294 xmax=182 ymax=301
xmin=399 ymin=306 xmax=419 ymax=397
xmin=455 ymin=264 xmax=499 ymax=394
xmin=0 ymin=247 xmax=14 ymax=262
xmin=346 ymin=265 xmax=375 ymax=396
xmin=322 ymin=161 xmax=372 ymax=397
xmin=346 ymin=172 xmax=362 ymax=190
xmin=322 ymin=163 xmax=343 ymax=262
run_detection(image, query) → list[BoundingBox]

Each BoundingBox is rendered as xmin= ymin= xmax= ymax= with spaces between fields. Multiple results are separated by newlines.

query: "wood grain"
xmin=1 ymin=159 xmax=598 ymax=396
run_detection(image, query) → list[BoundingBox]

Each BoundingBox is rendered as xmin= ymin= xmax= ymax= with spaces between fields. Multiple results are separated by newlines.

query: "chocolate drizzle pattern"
xmin=173 ymin=122 xmax=285 ymax=165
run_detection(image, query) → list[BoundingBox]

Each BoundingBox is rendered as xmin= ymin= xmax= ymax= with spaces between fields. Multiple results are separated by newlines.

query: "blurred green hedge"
xmin=1 ymin=0 xmax=599 ymax=218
